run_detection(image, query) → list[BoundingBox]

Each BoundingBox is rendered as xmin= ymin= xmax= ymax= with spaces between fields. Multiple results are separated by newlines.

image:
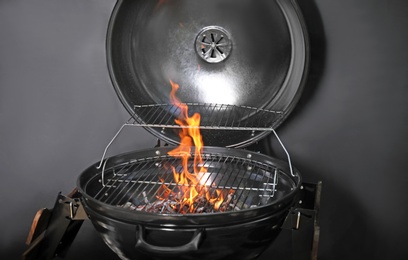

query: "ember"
xmin=121 ymin=191 xmax=237 ymax=214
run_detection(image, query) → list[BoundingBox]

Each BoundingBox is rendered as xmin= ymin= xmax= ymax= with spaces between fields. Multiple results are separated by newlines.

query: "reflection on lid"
xmin=197 ymin=73 xmax=237 ymax=105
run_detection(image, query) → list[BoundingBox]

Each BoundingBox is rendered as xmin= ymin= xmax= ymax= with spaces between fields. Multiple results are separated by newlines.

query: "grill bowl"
xmin=77 ymin=146 xmax=301 ymax=259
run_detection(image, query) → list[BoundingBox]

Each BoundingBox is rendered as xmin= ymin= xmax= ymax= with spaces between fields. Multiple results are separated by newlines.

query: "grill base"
xmin=85 ymin=203 xmax=286 ymax=260
xmin=22 ymin=182 xmax=321 ymax=260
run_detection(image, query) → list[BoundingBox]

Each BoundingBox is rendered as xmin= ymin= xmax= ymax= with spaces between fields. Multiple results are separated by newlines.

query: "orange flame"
xmin=156 ymin=80 xmax=227 ymax=213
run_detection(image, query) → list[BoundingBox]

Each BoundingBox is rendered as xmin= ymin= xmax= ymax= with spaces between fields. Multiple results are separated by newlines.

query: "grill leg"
xmin=282 ymin=181 xmax=322 ymax=260
xmin=22 ymin=189 xmax=88 ymax=260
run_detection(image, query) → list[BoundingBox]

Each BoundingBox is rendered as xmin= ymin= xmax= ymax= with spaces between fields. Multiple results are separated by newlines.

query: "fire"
xmin=155 ymin=80 xmax=230 ymax=213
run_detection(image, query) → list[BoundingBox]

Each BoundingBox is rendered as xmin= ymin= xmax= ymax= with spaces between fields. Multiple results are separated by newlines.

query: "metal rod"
xmin=271 ymin=128 xmax=294 ymax=177
xmin=143 ymin=105 xmax=161 ymax=124
xmin=230 ymin=157 xmax=253 ymax=210
xmin=105 ymin=179 xmax=276 ymax=192
xmin=101 ymin=159 xmax=108 ymax=187
xmin=198 ymin=155 xmax=227 ymax=212
xmin=110 ymin=158 xmax=158 ymax=205
xmin=105 ymin=164 xmax=143 ymax=204
xmin=96 ymin=123 xmax=127 ymax=169
xmin=128 ymin=104 xmax=283 ymax=129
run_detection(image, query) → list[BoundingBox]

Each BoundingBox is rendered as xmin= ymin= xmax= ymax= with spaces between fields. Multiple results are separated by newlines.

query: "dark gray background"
xmin=1 ymin=0 xmax=407 ymax=259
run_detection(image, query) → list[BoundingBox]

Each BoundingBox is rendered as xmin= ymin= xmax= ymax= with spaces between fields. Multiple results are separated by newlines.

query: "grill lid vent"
xmin=195 ymin=26 xmax=232 ymax=63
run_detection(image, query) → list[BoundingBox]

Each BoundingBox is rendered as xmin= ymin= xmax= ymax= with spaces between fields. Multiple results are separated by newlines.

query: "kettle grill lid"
xmin=107 ymin=0 xmax=309 ymax=148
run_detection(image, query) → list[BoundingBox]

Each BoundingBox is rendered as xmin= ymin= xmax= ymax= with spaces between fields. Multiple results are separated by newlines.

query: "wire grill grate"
xmin=95 ymin=103 xmax=294 ymax=182
xmin=92 ymin=153 xmax=280 ymax=214
xmin=129 ymin=103 xmax=283 ymax=130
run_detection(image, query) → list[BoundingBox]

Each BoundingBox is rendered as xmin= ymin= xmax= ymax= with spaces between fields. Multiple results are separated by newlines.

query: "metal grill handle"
xmin=135 ymin=225 xmax=204 ymax=255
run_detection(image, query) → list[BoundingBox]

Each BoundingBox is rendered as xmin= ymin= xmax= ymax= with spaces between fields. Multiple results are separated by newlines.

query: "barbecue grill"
xmin=23 ymin=0 xmax=321 ymax=259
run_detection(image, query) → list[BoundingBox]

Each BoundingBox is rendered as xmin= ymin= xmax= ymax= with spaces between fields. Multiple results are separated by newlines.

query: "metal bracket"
xmin=282 ymin=181 xmax=322 ymax=260
xmin=22 ymin=189 xmax=88 ymax=260
xmin=67 ymin=198 xmax=88 ymax=221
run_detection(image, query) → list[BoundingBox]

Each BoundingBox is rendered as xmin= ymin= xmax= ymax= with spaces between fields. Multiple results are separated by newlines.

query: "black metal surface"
xmin=77 ymin=146 xmax=301 ymax=259
xmin=84 ymin=201 xmax=287 ymax=260
xmin=107 ymin=0 xmax=309 ymax=148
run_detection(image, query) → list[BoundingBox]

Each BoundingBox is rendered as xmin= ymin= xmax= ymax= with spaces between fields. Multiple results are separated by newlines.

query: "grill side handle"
xmin=135 ymin=225 xmax=204 ymax=255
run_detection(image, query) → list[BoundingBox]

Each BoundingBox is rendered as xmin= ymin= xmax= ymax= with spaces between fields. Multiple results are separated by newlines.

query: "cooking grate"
xmin=96 ymin=103 xmax=292 ymax=171
xmin=131 ymin=103 xmax=283 ymax=130
xmin=91 ymin=152 xmax=286 ymax=214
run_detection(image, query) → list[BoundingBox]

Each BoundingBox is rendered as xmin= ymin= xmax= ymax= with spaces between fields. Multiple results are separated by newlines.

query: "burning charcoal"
xmin=165 ymin=204 xmax=176 ymax=213
xmin=149 ymin=200 xmax=165 ymax=213
xmin=225 ymin=193 xmax=233 ymax=205
xmin=120 ymin=202 xmax=137 ymax=210
xmin=133 ymin=187 xmax=241 ymax=214
xmin=142 ymin=191 xmax=149 ymax=204
xmin=136 ymin=205 xmax=146 ymax=211
xmin=196 ymin=207 xmax=205 ymax=213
